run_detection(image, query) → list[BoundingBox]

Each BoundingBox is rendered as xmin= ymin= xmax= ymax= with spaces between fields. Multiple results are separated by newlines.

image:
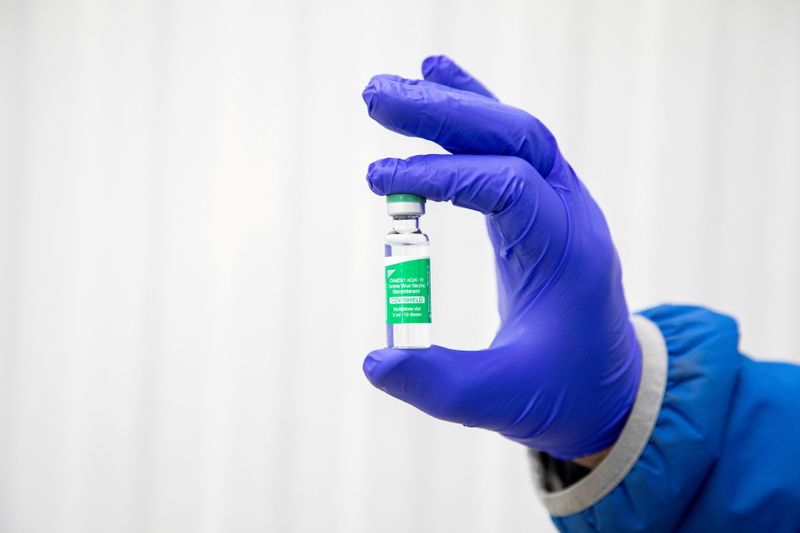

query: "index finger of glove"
xmin=367 ymin=154 xmax=546 ymax=214
xmin=367 ymin=154 xmax=567 ymax=262
xmin=362 ymin=74 xmax=559 ymax=177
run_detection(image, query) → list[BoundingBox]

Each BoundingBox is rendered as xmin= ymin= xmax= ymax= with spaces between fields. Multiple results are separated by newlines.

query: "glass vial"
xmin=384 ymin=194 xmax=431 ymax=348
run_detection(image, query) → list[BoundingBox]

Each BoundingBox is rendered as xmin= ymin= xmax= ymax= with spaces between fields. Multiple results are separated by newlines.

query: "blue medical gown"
xmin=540 ymin=305 xmax=800 ymax=532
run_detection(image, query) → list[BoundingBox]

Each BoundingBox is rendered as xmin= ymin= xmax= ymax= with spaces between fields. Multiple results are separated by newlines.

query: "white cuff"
xmin=532 ymin=315 xmax=668 ymax=517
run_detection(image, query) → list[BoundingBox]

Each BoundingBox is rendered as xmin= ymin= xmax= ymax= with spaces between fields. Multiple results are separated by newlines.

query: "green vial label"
xmin=385 ymin=257 xmax=431 ymax=324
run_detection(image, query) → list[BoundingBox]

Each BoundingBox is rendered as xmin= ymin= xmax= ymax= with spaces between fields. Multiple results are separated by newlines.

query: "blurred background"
xmin=0 ymin=0 xmax=798 ymax=531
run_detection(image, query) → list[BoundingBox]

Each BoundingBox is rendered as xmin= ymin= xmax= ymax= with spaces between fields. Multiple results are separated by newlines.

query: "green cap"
xmin=387 ymin=193 xmax=426 ymax=204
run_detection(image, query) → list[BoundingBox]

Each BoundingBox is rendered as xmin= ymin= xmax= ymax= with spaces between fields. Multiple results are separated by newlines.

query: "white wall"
xmin=0 ymin=1 xmax=798 ymax=532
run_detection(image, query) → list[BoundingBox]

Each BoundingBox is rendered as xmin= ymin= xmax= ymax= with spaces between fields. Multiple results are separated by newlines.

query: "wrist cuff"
xmin=531 ymin=315 xmax=668 ymax=516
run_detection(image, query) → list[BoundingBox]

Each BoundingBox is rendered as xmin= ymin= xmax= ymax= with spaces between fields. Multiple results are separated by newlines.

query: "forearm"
xmin=572 ymin=448 xmax=611 ymax=469
xmin=531 ymin=305 xmax=800 ymax=532
xmin=531 ymin=314 xmax=667 ymax=519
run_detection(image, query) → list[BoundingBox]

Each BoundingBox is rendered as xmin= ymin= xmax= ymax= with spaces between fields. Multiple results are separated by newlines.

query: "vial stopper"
xmin=387 ymin=193 xmax=426 ymax=216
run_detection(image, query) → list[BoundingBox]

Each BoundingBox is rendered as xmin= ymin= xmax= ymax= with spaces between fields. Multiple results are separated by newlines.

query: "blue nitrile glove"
xmin=362 ymin=56 xmax=641 ymax=460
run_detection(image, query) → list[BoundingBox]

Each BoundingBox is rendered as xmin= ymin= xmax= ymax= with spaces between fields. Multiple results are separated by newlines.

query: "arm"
xmin=362 ymin=55 xmax=640 ymax=461
xmin=571 ymin=449 xmax=610 ymax=470
xmin=361 ymin=57 xmax=800 ymax=531
xmin=537 ymin=305 xmax=800 ymax=532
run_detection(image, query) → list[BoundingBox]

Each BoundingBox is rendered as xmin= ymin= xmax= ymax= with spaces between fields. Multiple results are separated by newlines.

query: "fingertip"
xmin=362 ymin=348 xmax=409 ymax=388
xmin=366 ymin=158 xmax=381 ymax=180
xmin=421 ymin=56 xmax=497 ymax=101
xmin=365 ymin=158 xmax=399 ymax=195
xmin=422 ymin=54 xmax=451 ymax=78
xmin=362 ymin=74 xmax=411 ymax=104
xmin=365 ymin=165 xmax=380 ymax=195
xmin=365 ymin=175 xmax=381 ymax=195
xmin=362 ymin=74 xmax=399 ymax=108
xmin=362 ymin=352 xmax=380 ymax=380
xmin=361 ymin=75 xmax=379 ymax=111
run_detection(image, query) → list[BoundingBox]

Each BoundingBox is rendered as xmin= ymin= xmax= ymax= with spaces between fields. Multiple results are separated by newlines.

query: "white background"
xmin=1 ymin=1 xmax=798 ymax=532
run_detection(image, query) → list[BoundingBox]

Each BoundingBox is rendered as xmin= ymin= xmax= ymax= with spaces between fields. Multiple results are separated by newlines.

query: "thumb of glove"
xmin=363 ymin=345 xmax=494 ymax=425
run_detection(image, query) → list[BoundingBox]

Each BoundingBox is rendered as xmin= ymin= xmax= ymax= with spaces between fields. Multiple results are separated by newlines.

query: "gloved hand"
xmin=362 ymin=56 xmax=641 ymax=460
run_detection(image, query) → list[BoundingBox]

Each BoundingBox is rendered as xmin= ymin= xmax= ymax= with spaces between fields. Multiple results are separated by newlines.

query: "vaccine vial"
xmin=384 ymin=194 xmax=431 ymax=349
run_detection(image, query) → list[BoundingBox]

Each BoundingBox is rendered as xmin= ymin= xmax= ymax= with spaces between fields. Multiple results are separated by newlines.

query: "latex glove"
xmin=362 ymin=56 xmax=641 ymax=460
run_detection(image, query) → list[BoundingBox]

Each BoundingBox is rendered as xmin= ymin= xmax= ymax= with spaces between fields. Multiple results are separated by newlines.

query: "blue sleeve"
xmin=535 ymin=305 xmax=800 ymax=532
